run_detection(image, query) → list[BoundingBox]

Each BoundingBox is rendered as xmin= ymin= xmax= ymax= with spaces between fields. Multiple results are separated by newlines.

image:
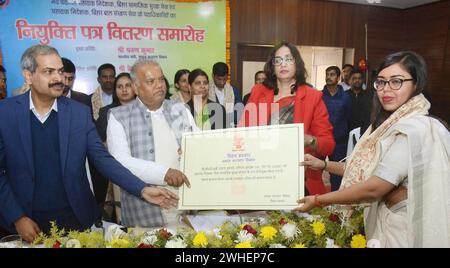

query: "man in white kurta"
xmin=107 ymin=60 xmax=197 ymax=228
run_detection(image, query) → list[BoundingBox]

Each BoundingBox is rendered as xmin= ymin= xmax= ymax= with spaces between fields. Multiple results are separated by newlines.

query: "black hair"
xmin=326 ymin=66 xmax=341 ymax=77
xmin=174 ymin=69 xmax=190 ymax=90
xmin=342 ymin=64 xmax=354 ymax=70
xmin=212 ymin=62 xmax=228 ymax=76
xmin=349 ymin=68 xmax=364 ymax=78
xmin=97 ymin=63 xmax=116 ymax=77
xmin=61 ymin=57 xmax=76 ymax=73
xmin=164 ymin=76 xmax=172 ymax=99
xmin=371 ymin=51 xmax=427 ymax=130
xmin=263 ymin=42 xmax=308 ymax=95
xmin=0 ymin=65 xmax=5 ymax=73
xmin=188 ymin=68 xmax=209 ymax=85
xmin=254 ymin=70 xmax=265 ymax=81
xmin=112 ymin=72 xmax=132 ymax=105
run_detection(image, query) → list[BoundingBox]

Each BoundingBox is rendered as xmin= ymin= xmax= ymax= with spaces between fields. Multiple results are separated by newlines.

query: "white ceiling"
xmin=329 ymin=0 xmax=441 ymax=9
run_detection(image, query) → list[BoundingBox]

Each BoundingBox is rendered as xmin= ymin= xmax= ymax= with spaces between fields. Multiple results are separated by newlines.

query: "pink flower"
xmin=328 ymin=214 xmax=339 ymax=222
xmin=243 ymin=224 xmax=257 ymax=235
xmin=52 ymin=241 xmax=61 ymax=248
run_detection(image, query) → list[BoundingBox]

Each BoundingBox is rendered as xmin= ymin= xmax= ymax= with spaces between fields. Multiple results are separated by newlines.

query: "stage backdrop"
xmin=0 ymin=0 xmax=226 ymax=96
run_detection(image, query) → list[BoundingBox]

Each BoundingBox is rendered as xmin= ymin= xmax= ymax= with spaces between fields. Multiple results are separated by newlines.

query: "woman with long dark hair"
xmin=170 ymin=69 xmax=191 ymax=103
xmin=96 ymin=72 xmax=136 ymax=142
xmin=296 ymin=51 xmax=450 ymax=247
xmin=239 ymin=42 xmax=335 ymax=195
xmin=186 ymin=68 xmax=226 ymax=130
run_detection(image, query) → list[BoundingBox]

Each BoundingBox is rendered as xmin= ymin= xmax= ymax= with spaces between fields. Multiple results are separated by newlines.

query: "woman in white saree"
xmin=295 ymin=51 xmax=450 ymax=248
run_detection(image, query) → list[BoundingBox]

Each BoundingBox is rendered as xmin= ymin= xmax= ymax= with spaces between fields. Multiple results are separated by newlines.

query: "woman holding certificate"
xmin=239 ymin=42 xmax=335 ymax=195
xmin=296 ymin=51 xmax=450 ymax=247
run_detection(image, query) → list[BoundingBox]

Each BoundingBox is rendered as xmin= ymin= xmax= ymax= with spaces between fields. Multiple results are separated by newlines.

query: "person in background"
xmin=170 ymin=69 xmax=191 ymax=104
xmin=254 ymin=70 xmax=267 ymax=84
xmin=347 ymin=68 xmax=372 ymax=134
xmin=61 ymin=57 xmax=95 ymax=197
xmin=107 ymin=60 xmax=195 ymax=228
xmin=296 ymin=51 xmax=450 ymax=248
xmin=0 ymin=65 xmax=6 ymax=100
xmin=239 ymin=42 xmax=335 ymax=195
xmin=90 ymin=63 xmax=116 ymax=120
xmin=187 ymin=68 xmax=226 ymax=130
xmin=322 ymin=66 xmax=352 ymax=191
xmin=164 ymin=76 xmax=172 ymax=100
xmin=89 ymin=63 xmax=116 ymax=207
xmin=95 ymin=72 xmax=136 ymax=223
xmin=243 ymin=70 xmax=266 ymax=105
xmin=61 ymin=58 xmax=91 ymax=108
xmin=346 ymin=69 xmax=373 ymax=157
xmin=208 ymin=62 xmax=242 ymax=127
xmin=339 ymin=64 xmax=353 ymax=91
xmin=0 ymin=45 xmax=178 ymax=242
xmin=96 ymin=73 xmax=136 ymax=142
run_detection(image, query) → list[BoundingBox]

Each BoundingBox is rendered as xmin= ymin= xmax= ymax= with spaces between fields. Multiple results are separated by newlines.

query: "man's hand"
xmin=141 ymin=186 xmax=179 ymax=209
xmin=14 ymin=217 xmax=41 ymax=243
xmin=164 ymin=168 xmax=191 ymax=188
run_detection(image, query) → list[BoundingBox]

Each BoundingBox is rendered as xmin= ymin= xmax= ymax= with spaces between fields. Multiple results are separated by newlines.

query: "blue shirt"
xmin=322 ymin=85 xmax=352 ymax=144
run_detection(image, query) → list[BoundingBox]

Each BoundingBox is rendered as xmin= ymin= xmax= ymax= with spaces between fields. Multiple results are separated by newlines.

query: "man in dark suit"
xmin=0 ymin=44 xmax=178 ymax=243
xmin=61 ymin=57 xmax=91 ymax=108
xmin=62 ymin=57 xmax=109 ymax=207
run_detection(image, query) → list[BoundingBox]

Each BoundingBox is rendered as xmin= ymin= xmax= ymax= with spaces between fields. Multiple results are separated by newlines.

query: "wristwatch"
xmin=309 ymin=136 xmax=316 ymax=148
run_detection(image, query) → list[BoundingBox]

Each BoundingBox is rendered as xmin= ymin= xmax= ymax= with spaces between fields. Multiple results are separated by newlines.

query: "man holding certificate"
xmin=107 ymin=60 xmax=196 ymax=228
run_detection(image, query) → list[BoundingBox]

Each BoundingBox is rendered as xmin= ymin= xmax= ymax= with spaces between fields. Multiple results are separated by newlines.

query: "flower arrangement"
xmin=34 ymin=206 xmax=366 ymax=248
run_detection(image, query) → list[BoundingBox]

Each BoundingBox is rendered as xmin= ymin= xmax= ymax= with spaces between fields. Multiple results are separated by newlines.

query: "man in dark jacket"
xmin=61 ymin=57 xmax=91 ymax=108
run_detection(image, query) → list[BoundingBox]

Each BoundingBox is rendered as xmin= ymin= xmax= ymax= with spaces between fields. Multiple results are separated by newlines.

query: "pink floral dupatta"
xmin=340 ymin=94 xmax=429 ymax=188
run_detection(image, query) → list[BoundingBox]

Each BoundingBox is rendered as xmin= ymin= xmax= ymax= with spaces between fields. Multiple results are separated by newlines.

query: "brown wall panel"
xmin=366 ymin=7 xmax=405 ymax=72
xmin=230 ymin=0 xmax=450 ymax=121
xmin=230 ymin=0 xmax=400 ymax=87
xmin=403 ymin=0 xmax=450 ymax=120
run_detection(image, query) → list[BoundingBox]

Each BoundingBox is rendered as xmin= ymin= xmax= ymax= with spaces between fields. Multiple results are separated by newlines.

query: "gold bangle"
xmin=314 ymin=194 xmax=324 ymax=208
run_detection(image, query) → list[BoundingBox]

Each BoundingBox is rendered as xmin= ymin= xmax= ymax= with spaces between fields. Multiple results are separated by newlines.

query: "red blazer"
xmin=239 ymin=84 xmax=335 ymax=194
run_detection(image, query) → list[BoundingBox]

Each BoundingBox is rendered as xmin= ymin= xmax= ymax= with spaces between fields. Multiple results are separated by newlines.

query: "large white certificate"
xmin=179 ymin=124 xmax=304 ymax=210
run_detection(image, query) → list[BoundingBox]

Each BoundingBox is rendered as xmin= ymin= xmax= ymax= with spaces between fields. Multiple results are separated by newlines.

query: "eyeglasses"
xmin=272 ymin=55 xmax=295 ymax=66
xmin=373 ymin=78 xmax=414 ymax=91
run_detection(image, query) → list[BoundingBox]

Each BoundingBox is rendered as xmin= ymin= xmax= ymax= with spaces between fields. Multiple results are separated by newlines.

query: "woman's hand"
xmin=300 ymin=153 xmax=325 ymax=170
xmin=304 ymin=134 xmax=316 ymax=149
xmin=293 ymin=196 xmax=316 ymax=213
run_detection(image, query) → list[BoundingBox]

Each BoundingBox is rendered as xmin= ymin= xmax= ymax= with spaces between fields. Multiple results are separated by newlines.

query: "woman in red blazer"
xmin=239 ymin=42 xmax=335 ymax=195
